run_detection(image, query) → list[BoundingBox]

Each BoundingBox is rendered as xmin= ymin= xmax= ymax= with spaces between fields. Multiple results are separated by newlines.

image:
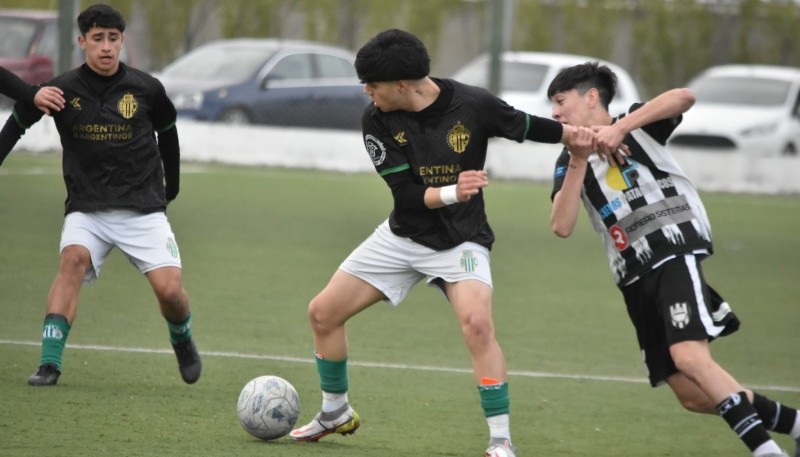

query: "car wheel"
xmin=782 ymin=142 xmax=797 ymax=157
xmin=219 ymin=108 xmax=252 ymax=125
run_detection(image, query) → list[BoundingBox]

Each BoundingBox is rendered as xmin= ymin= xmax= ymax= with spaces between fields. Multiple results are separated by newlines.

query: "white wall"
xmin=9 ymin=114 xmax=800 ymax=195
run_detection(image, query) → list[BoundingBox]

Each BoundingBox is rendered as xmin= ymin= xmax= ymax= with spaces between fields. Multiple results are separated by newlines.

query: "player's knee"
xmin=461 ymin=312 xmax=494 ymax=344
xmin=156 ymin=280 xmax=187 ymax=309
xmin=307 ymin=296 xmax=333 ymax=330
xmin=59 ymin=246 xmax=90 ymax=273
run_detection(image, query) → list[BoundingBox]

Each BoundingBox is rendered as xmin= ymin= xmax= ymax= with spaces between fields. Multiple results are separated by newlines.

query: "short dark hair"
xmin=77 ymin=3 xmax=126 ymax=35
xmin=547 ymin=62 xmax=617 ymax=110
xmin=355 ymin=29 xmax=430 ymax=83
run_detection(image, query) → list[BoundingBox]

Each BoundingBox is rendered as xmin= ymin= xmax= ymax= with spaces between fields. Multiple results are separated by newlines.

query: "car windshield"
xmin=0 ymin=19 xmax=37 ymax=58
xmin=455 ymin=60 xmax=549 ymax=92
xmin=691 ymin=76 xmax=791 ymax=106
xmin=162 ymin=45 xmax=276 ymax=81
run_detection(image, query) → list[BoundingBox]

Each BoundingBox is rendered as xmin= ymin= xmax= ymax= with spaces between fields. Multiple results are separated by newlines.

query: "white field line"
xmin=2 ymin=339 xmax=798 ymax=393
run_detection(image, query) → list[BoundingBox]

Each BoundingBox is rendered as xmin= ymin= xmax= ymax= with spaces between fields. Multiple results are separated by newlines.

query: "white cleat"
xmin=485 ymin=437 xmax=517 ymax=457
xmin=289 ymin=404 xmax=360 ymax=442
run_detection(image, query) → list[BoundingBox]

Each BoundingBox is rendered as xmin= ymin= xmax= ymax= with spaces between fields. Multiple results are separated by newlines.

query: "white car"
xmin=450 ymin=51 xmax=641 ymax=119
xmin=669 ymin=65 xmax=800 ymax=157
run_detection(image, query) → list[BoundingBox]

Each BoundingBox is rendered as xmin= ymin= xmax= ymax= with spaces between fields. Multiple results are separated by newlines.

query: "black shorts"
xmin=620 ymin=254 xmax=740 ymax=387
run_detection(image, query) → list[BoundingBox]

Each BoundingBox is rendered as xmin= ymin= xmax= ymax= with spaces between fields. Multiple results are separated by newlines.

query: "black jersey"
xmin=551 ymin=103 xmax=713 ymax=285
xmin=10 ymin=63 xmax=178 ymax=215
xmin=362 ymin=78 xmax=531 ymax=251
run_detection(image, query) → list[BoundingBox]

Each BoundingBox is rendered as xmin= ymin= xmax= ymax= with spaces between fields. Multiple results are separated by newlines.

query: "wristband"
xmin=440 ymin=184 xmax=459 ymax=205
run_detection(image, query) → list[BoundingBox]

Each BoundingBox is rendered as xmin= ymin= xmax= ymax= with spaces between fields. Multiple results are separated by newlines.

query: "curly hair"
xmin=355 ymin=29 xmax=430 ymax=83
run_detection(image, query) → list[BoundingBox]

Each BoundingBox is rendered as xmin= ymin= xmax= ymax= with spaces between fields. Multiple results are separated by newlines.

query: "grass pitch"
xmin=1 ymin=153 xmax=798 ymax=456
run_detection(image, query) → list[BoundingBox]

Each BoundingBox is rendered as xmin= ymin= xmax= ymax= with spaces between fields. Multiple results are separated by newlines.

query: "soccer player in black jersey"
xmin=289 ymin=29 xmax=600 ymax=457
xmin=0 ymin=66 xmax=64 ymax=114
xmin=548 ymin=62 xmax=800 ymax=457
xmin=0 ymin=4 xmax=201 ymax=387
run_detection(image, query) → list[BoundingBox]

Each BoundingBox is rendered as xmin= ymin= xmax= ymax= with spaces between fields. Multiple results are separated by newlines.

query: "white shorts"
xmin=340 ymin=220 xmax=493 ymax=305
xmin=60 ymin=210 xmax=182 ymax=284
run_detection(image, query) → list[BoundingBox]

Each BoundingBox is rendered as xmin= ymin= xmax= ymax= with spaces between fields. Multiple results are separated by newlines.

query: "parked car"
xmin=450 ymin=51 xmax=641 ymax=119
xmin=0 ymin=8 xmax=135 ymax=86
xmin=157 ymin=39 xmax=371 ymax=130
xmin=669 ymin=64 xmax=800 ymax=157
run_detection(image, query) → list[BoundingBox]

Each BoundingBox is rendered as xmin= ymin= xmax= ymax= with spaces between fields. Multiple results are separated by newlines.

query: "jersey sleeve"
xmin=361 ymin=108 xmax=427 ymax=211
xmin=150 ymin=77 xmax=178 ymax=133
xmin=550 ymin=148 xmax=571 ymax=201
xmin=473 ymin=88 xmax=529 ymax=142
xmin=0 ymin=67 xmax=36 ymax=104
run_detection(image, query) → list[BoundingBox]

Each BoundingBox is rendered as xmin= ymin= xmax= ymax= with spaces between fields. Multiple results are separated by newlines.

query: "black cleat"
xmin=28 ymin=363 xmax=61 ymax=386
xmin=172 ymin=337 xmax=201 ymax=384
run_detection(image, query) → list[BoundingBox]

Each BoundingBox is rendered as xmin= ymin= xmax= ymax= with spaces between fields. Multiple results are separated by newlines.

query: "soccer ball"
xmin=237 ymin=375 xmax=301 ymax=440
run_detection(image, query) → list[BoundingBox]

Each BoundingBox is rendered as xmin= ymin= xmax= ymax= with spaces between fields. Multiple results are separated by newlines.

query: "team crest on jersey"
xmin=117 ymin=93 xmax=138 ymax=119
xmin=447 ymin=122 xmax=470 ymax=154
xmin=460 ymin=250 xmax=478 ymax=273
xmin=364 ymin=134 xmax=387 ymax=166
xmin=669 ymin=302 xmax=691 ymax=329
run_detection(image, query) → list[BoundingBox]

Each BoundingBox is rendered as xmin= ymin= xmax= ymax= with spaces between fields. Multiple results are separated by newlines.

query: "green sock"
xmin=167 ymin=313 xmax=192 ymax=344
xmin=39 ymin=314 xmax=70 ymax=371
xmin=315 ymin=353 xmax=348 ymax=393
xmin=478 ymin=382 xmax=510 ymax=417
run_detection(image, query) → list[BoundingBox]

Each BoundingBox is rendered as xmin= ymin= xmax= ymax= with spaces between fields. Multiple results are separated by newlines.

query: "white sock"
xmin=791 ymin=412 xmax=800 ymax=439
xmin=487 ymin=414 xmax=511 ymax=441
xmin=321 ymin=391 xmax=348 ymax=413
xmin=753 ymin=440 xmax=783 ymax=456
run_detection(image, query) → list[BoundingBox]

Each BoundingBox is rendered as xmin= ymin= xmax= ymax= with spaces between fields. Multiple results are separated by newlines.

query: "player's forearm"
xmin=615 ymin=88 xmax=695 ymax=135
xmin=550 ymin=157 xmax=587 ymax=237
xmin=524 ymin=114 xmax=564 ymax=144
xmin=157 ymin=127 xmax=180 ymax=200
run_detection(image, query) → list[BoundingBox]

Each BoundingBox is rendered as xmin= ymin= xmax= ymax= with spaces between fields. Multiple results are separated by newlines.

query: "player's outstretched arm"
xmin=593 ymin=88 xmax=695 ymax=155
xmin=0 ymin=67 xmax=64 ymax=114
xmin=0 ymin=115 xmax=27 ymax=167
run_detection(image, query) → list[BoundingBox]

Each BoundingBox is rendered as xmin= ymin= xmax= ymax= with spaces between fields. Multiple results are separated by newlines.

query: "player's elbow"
xmin=674 ymin=88 xmax=696 ymax=111
xmin=551 ymin=221 xmax=574 ymax=238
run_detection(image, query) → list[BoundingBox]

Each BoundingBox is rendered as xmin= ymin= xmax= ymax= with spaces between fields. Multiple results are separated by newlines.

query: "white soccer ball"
xmin=237 ymin=375 xmax=301 ymax=440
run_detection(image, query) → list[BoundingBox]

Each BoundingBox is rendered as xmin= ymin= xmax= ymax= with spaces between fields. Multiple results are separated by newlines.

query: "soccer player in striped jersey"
xmin=548 ymin=61 xmax=800 ymax=457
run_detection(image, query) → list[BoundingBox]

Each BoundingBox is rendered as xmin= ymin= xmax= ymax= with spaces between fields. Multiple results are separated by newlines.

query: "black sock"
xmin=753 ymin=392 xmax=799 ymax=434
xmin=716 ymin=392 xmax=773 ymax=452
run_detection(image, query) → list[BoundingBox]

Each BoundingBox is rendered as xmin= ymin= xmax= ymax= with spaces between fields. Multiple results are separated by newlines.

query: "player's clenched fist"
xmin=456 ymin=169 xmax=489 ymax=201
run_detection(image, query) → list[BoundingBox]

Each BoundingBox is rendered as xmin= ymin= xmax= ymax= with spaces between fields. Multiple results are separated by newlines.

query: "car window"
xmin=162 ymin=46 xmax=270 ymax=81
xmin=502 ymin=62 xmax=548 ymax=92
xmin=268 ymin=53 xmax=313 ymax=80
xmin=0 ymin=19 xmax=37 ymax=57
xmin=38 ymin=21 xmax=59 ymax=66
xmin=315 ymin=53 xmax=356 ymax=78
xmin=452 ymin=60 xmax=549 ymax=93
xmin=692 ymin=76 xmax=791 ymax=106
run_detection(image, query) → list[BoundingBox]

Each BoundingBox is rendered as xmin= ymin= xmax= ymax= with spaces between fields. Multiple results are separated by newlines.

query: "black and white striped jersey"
xmin=551 ymin=103 xmax=713 ymax=285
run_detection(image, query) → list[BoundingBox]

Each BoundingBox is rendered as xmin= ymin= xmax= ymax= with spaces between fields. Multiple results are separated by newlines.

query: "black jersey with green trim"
xmin=361 ymin=78 xmax=530 ymax=251
xmin=551 ymin=103 xmax=713 ymax=285
xmin=11 ymin=63 xmax=177 ymax=215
